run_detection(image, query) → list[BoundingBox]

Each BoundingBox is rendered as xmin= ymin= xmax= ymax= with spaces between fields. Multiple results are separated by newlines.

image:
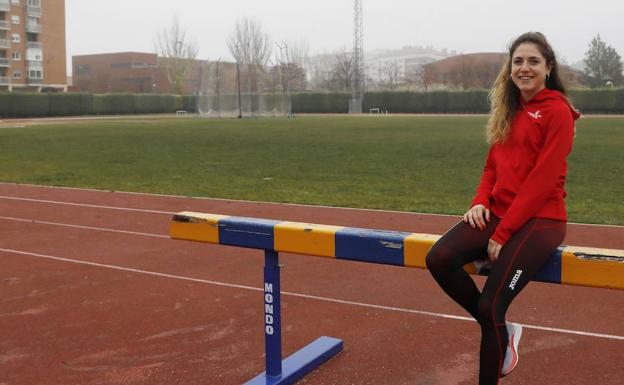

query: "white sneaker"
xmin=501 ymin=322 xmax=523 ymax=377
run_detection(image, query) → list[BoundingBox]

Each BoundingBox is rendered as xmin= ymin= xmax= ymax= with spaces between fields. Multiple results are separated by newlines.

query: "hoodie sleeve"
xmin=491 ymin=103 xmax=575 ymax=245
xmin=471 ymin=146 xmax=496 ymax=209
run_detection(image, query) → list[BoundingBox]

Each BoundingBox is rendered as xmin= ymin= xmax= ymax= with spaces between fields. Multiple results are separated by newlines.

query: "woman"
xmin=425 ymin=32 xmax=580 ymax=385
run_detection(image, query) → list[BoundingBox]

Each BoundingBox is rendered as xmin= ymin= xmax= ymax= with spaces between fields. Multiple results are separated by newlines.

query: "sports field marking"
xmin=1 ymin=247 xmax=622 ymax=342
xmin=0 ymin=182 xmax=463 ymax=219
xmin=0 ymin=195 xmax=173 ymax=215
xmin=0 ymin=215 xmax=168 ymax=238
xmin=2 ymin=183 xmax=623 ymax=228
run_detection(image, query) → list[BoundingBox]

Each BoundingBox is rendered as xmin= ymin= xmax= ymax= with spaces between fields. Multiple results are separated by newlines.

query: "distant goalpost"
xmin=197 ymin=61 xmax=292 ymax=118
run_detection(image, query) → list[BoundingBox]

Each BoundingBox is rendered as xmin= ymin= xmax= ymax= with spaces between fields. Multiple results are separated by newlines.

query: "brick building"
xmin=0 ymin=0 xmax=67 ymax=92
xmin=72 ymin=52 xmax=310 ymax=95
xmin=72 ymin=52 xmax=206 ymax=94
xmin=423 ymin=52 xmax=584 ymax=90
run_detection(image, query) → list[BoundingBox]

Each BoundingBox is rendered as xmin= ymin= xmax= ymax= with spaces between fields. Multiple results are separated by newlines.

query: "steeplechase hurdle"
xmin=169 ymin=211 xmax=624 ymax=385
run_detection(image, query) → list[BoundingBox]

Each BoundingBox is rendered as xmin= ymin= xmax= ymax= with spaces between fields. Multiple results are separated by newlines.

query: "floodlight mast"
xmin=350 ymin=0 xmax=364 ymax=114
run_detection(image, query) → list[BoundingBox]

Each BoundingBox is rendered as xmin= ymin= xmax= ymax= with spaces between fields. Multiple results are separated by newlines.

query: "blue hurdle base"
xmin=244 ymin=336 xmax=344 ymax=385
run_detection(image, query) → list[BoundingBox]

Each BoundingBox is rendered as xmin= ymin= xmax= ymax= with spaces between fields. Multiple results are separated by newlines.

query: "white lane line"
xmin=0 ymin=182 xmax=476 ymax=219
xmin=0 ymin=195 xmax=173 ymax=215
xmin=1 ymin=247 xmax=622 ymax=342
xmin=1 ymin=192 xmax=623 ymax=230
xmin=0 ymin=216 xmax=168 ymax=238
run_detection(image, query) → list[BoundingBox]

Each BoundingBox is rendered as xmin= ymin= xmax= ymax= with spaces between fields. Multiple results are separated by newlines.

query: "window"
xmin=29 ymin=69 xmax=42 ymax=79
xmin=11 ymin=16 xmax=20 ymax=25
xmin=111 ymin=62 xmax=132 ymax=69
xmin=75 ymin=64 xmax=91 ymax=76
xmin=12 ymin=51 xmax=20 ymax=60
xmin=11 ymin=0 xmax=21 ymax=5
xmin=11 ymin=33 xmax=20 ymax=43
xmin=13 ymin=70 xmax=21 ymax=79
xmin=28 ymin=0 xmax=40 ymax=6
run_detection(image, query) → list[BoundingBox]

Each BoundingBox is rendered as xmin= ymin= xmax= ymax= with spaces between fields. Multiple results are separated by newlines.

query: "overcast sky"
xmin=66 ymin=0 xmax=624 ymax=74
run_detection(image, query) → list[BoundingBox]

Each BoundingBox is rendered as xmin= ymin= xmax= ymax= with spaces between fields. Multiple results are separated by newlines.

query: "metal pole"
xmin=263 ymin=249 xmax=282 ymax=377
xmin=216 ymin=59 xmax=221 ymax=119
xmin=236 ymin=60 xmax=242 ymax=119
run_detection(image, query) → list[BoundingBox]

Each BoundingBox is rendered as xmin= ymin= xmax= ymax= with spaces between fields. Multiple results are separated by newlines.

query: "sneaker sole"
xmin=501 ymin=323 xmax=523 ymax=377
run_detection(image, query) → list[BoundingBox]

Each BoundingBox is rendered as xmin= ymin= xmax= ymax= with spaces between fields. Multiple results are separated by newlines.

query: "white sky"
xmin=66 ymin=0 xmax=624 ymax=74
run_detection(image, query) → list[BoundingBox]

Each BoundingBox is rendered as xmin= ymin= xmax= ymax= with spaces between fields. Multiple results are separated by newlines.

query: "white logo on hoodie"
xmin=527 ymin=110 xmax=542 ymax=119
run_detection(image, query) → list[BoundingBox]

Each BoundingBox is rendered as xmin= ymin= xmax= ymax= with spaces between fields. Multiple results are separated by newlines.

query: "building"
xmin=365 ymin=46 xmax=455 ymax=85
xmin=72 ymin=52 xmax=307 ymax=95
xmin=72 ymin=52 xmax=206 ymax=94
xmin=422 ymin=53 xmax=585 ymax=90
xmin=0 ymin=0 xmax=67 ymax=92
xmin=422 ymin=53 xmax=507 ymax=90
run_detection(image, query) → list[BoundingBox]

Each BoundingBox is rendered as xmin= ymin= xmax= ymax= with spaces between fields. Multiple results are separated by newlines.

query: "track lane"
xmin=2 ymin=182 xmax=624 ymax=248
xmin=1 ymin=183 xmax=623 ymax=385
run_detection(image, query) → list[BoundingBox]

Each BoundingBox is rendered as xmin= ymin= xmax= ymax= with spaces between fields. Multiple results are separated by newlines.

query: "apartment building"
xmin=0 ymin=0 xmax=67 ymax=92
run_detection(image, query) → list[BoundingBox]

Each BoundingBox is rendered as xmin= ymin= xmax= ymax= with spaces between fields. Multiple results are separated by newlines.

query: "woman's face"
xmin=510 ymin=43 xmax=552 ymax=101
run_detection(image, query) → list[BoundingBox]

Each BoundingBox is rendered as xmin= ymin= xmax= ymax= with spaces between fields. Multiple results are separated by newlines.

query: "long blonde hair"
xmin=486 ymin=32 xmax=568 ymax=144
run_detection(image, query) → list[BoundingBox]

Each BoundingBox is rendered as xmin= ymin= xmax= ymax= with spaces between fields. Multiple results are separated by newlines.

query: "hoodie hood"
xmin=521 ymin=88 xmax=581 ymax=121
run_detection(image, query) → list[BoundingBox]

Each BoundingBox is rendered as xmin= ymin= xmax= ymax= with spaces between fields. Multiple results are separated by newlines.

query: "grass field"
xmin=0 ymin=115 xmax=622 ymax=225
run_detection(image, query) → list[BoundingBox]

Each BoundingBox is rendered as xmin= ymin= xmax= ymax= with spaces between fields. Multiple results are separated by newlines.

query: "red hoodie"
xmin=471 ymin=88 xmax=581 ymax=246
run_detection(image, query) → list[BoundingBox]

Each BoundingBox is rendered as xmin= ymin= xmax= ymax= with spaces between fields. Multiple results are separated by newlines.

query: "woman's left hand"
xmin=487 ymin=238 xmax=503 ymax=262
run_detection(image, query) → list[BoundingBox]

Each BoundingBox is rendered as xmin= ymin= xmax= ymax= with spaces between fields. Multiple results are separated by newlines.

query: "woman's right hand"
xmin=463 ymin=204 xmax=491 ymax=231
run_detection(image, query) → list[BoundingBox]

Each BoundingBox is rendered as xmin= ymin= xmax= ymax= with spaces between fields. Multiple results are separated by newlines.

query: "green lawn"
xmin=0 ymin=115 xmax=622 ymax=225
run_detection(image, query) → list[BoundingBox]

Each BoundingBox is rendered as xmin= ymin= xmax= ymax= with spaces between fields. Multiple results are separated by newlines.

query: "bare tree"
xmin=284 ymin=39 xmax=310 ymax=91
xmin=226 ymin=18 xmax=272 ymax=116
xmin=330 ymin=49 xmax=354 ymax=92
xmin=155 ymin=16 xmax=199 ymax=94
xmin=417 ymin=64 xmax=435 ymax=91
xmin=308 ymin=52 xmax=335 ymax=91
xmin=457 ymin=55 xmax=473 ymax=89
xmin=271 ymin=41 xmax=308 ymax=92
xmin=379 ymin=60 xmax=402 ymax=90
xmin=474 ymin=62 xmax=502 ymax=89
xmin=286 ymin=39 xmax=310 ymax=69
xmin=227 ymin=18 xmax=272 ymax=66
xmin=404 ymin=65 xmax=422 ymax=91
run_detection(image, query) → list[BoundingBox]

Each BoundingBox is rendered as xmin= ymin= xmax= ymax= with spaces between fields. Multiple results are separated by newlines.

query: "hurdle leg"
xmin=244 ymin=250 xmax=344 ymax=385
xmin=264 ymin=249 xmax=282 ymax=377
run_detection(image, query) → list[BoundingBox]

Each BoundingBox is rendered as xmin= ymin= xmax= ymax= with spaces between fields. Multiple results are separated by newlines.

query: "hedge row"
xmin=567 ymin=89 xmax=624 ymax=114
xmin=361 ymin=90 xmax=490 ymax=113
xmin=0 ymin=93 xmax=198 ymax=118
xmin=0 ymin=89 xmax=622 ymax=118
xmin=292 ymin=93 xmax=351 ymax=113
xmin=291 ymin=88 xmax=624 ymax=114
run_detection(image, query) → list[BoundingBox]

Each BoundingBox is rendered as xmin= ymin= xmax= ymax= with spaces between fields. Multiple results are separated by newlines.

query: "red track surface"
xmin=1 ymin=183 xmax=623 ymax=385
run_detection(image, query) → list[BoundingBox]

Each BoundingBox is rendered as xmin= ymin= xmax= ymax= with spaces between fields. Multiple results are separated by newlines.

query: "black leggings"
xmin=425 ymin=216 xmax=566 ymax=385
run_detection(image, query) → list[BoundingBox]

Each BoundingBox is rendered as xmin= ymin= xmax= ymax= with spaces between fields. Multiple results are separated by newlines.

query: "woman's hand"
xmin=463 ymin=204 xmax=490 ymax=231
xmin=487 ymin=238 xmax=503 ymax=262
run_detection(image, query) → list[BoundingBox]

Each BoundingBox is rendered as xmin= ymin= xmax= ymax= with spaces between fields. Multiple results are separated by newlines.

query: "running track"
xmin=1 ymin=183 xmax=623 ymax=385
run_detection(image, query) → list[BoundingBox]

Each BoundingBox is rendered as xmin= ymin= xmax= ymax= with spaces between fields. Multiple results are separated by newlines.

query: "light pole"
xmin=236 ymin=60 xmax=242 ymax=119
xmin=235 ymin=43 xmax=243 ymax=119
